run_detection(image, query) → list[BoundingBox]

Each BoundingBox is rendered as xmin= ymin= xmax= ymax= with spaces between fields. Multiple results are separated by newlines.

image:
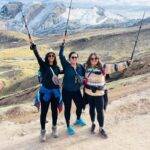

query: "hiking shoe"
xmin=40 ymin=130 xmax=46 ymax=142
xmin=67 ymin=126 xmax=75 ymax=135
xmin=91 ymin=123 xmax=96 ymax=134
xmin=74 ymin=118 xmax=86 ymax=126
xmin=99 ymin=129 xmax=108 ymax=139
xmin=52 ymin=126 xmax=58 ymax=138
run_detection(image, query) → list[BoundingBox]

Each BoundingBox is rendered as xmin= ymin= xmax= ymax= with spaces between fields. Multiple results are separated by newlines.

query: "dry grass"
xmin=0 ymin=30 xmax=38 ymax=42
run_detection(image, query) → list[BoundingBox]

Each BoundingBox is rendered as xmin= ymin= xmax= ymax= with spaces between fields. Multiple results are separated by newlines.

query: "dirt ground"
xmin=0 ymin=73 xmax=150 ymax=150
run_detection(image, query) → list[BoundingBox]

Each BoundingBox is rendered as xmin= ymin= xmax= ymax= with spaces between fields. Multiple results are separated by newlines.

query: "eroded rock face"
xmin=0 ymin=2 xmax=23 ymax=19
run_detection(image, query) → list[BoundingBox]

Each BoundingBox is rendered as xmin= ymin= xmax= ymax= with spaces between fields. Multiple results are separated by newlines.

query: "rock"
xmin=96 ymin=6 xmax=105 ymax=16
xmin=0 ymin=2 xmax=23 ymax=19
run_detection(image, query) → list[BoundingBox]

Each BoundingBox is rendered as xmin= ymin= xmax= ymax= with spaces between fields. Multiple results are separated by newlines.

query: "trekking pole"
xmin=130 ymin=12 xmax=145 ymax=61
xmin=21 ymin=10 xmax=33 ymax=44
xmin=62 ymin=0 xmax=73 ymax=44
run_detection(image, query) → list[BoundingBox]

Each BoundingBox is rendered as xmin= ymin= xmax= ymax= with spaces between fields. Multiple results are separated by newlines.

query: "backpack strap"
xmin=49 ymin=67 xmax=56 ymax=76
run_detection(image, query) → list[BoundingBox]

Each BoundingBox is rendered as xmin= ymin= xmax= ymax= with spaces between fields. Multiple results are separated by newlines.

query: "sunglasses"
xmin=48 ymin=54 xmax=55 ymax=58
xmin=90 ymin=57 xmax=98 ymax=61
xmin=71 ymin=56 xmax=78 ymax=59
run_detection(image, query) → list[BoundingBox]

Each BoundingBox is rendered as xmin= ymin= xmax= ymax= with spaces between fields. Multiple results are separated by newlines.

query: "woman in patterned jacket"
xmin=84 ymin=52 xmax=131 ymax=139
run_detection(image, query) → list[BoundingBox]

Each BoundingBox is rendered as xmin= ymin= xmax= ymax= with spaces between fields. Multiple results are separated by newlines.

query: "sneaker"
xmin=40 ymin=130 xmax=46 ymax=142
xmin=74 ymin=118 xmax=86 ymax=126
xmin=52 ymin=126 xmax=58 ymax=138
xmin=67 ymin=126 xmax=75 ymax=135
xmin=91 ymin=123 xmax=96 ymax=134
xmin=99 ymin=129 xmax=108 ymax=139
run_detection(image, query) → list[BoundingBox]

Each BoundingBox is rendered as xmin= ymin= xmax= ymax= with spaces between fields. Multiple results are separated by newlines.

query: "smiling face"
xmin=69 ymin=52 xmax=78 ymax=65
xmin=90 ymin=54 xmax=99 ymax=67
xmin=47 ymin=52 xmax=56 ymax=64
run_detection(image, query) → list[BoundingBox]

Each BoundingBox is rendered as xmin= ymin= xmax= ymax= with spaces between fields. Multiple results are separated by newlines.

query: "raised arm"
xmin=59 ymin=44 xmax=69 ymax=68
xmin=105 ymin=60 xmax=131 ymax=75
xmin=30 ymin=43 xmax=45 ymax=67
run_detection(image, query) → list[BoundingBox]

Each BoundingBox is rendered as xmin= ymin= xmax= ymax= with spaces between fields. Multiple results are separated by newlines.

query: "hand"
xmin=57 ymin=102 xmax=63 ymax=113
xmin=127 ymin=60 xmax=132 ymax=66
xmin=60 ymin=41 xmax=65 ymax=48
xmin=30 ymin=43 xmax=37 ymax=51
xmin=34 ymin=102 xmax=40 ymax=112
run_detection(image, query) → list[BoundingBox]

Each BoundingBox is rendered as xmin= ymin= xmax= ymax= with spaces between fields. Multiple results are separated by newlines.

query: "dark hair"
xmin=45 ymin=52 xmax=57 ymax=66
xmin=68 ymin=51 xmax=79 ymax=59
xmin=86 ymin=53 xmax=102 ymax=69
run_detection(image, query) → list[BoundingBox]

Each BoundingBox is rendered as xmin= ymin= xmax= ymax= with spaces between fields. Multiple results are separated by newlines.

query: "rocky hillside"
xmin=0 ymin=30 xmax=27 ymax=49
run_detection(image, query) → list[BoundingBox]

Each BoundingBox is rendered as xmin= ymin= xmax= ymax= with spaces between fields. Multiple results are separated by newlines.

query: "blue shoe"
xmin=67 ymin=126 xmax=75 ymax=135
xmin=74 ymin=118 xmax=86 ymax=126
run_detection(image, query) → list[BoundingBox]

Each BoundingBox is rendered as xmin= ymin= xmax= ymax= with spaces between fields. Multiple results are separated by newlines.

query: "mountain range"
xmin=0 ymin=1 xmax=149 ymax=36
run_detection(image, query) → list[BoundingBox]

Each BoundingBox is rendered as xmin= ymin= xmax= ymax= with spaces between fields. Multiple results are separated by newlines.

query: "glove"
xmin=30 ymin=43 xmax=37 ymax=51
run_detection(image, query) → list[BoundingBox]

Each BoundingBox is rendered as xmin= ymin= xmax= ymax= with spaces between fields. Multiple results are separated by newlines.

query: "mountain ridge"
xmin=0 ymin=1 xmax=144 ymax=36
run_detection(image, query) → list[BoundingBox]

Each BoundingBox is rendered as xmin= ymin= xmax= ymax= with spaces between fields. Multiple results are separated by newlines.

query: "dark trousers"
xmin=62 ymin=89 xmax=84 ymax=127
xmin=104 ymin=90 xmax=108 ymax=111
xmin=40 ymin=94 xmax=58 ymax=130
xmin=87 ymin=94 xmax=104 ymax=127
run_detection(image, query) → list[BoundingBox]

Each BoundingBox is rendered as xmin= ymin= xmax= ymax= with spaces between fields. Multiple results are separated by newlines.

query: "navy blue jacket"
xmin=59 ymin=45 xmax=85 ymax=91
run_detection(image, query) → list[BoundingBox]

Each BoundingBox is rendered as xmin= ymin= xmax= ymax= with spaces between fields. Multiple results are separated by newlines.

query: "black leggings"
xmin=62 ymin=89 xmax=84 ymax=127
xmin=40 ymin=94 xmax=58 ymax=130
xmin=104 ymin=90 xmax=108 ymax=111
xmin=87 ymin=95 xmax=104 ymax=127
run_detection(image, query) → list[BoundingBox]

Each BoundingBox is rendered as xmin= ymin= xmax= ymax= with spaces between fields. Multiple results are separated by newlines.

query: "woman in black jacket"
xmin=30 ymin=43 xmax=63 ymax=142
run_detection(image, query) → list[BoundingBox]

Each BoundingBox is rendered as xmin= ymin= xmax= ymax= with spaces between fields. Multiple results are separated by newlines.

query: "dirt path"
xmin=0 ymin=87 xmax=150 ymax=150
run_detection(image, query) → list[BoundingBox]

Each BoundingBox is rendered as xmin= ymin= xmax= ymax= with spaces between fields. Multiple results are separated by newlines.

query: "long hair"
xmin=86 ymin=53 xmax=103 ymax=69
xmin=45 ymin=52 xmax=57 ymax=66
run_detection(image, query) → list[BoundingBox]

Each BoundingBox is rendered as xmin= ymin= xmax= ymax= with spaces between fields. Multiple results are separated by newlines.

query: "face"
xmin=47 ymin=53 xmax=55 ymax=63
xmin=90 ymin=54 xmax=99 ymax=66
xmin=69 ymin=53 xmax=78 ymax=65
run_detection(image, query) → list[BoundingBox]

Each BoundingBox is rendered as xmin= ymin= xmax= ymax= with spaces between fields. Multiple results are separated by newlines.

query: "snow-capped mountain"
xmin=0 ymin=1 xmax=142 ymax=35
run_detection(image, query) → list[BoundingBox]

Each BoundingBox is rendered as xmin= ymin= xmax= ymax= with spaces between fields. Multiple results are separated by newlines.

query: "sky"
xmin=1 ymin=0 xmax=150 ymax=6
xmin=54 ymin=0 xmax=150 ymax=6
xmin=0 ymin=0 xmax=150 ymax=18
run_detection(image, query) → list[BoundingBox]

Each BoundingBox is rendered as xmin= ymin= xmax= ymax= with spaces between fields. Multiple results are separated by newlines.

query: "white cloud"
xmin=1 ymin=0 xmax=150 ymax=7
xmin=59 ymin=0 xmax=150 ymax=6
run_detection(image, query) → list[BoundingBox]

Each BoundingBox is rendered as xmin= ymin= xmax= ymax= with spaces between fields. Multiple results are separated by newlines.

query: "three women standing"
xmin=30 ymin=42 xmax=131 ymax=141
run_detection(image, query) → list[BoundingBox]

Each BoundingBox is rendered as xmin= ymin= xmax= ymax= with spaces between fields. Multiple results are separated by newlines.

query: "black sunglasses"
xmin=71 ymin=56 xmax=78 ymax=59
xmin=48 ymin=54 xmax=55 ymax=58
xmin=90 ymin=57 xmax=98 ymax=61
